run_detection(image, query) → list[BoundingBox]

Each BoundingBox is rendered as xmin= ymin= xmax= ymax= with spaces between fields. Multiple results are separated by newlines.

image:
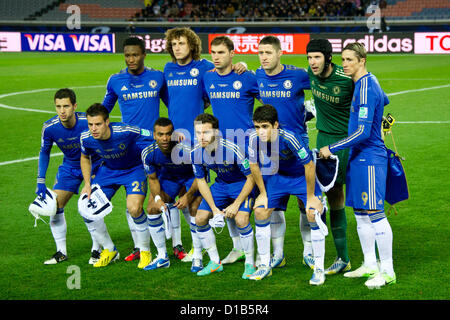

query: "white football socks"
xmin=255 ymin=218 xmax=271 ymax=267
xmin=50 ymin=208 xmax=67 ymax=255
xmin=354 ymin=211 xmax=378 ymax=270
xmin=148 ymin=214 xmax=167 ymax=259
xmin=131 ymin=211 xmax=150 ymax=252
xmin=197 ymin=224 xmax=220 ymax=264
xmin=271 ymin=210 xmax=286 ymax=259
xmin=237 ymin=222 xmax=254 ymax=265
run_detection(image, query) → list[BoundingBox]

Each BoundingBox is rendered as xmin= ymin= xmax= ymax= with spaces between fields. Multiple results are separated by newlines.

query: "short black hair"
xmin=153 ymin=117 xmax=174 ymax=130
xmin=54 ymin=88 xmax=76 ymax=105
xmin=259 ymin=35 xmax=281 ymax=51
xmin=253 ymin=104 xmax=278 ymax=125
xmin=123 ymin=36 xmax=145 ymax=54
xmin=86 ymin=103 xmax=109 ymax=121
xmin=194 ymin=113 xmax=219 ymax=130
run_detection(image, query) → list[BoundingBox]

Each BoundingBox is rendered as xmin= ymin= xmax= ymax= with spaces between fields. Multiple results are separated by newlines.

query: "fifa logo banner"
xmin=21 ymin=33 xmax=115 ymax=53
xmin=208 ymin=33 xmax=310 ymax=54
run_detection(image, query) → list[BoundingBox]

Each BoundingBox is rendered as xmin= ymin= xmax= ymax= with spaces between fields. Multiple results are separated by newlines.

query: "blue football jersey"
xmin=329 ymin=73 xmax=389 ymax=164
xmin=38 ymin=112 xmax=100 ymax=181
xmin=80 ymin=122 xmax=154 ymax=170
xmin=141 ymin=141 xmax=194 ymax=180
xmin=255 ymin=65 xmax=310 ymax=135
xmin=102 ymin=67 xmax=168 ymax=130
xmin=191 ymin=138 xmax=251 ymax=184
xmin=164 ymin=59 xmax=214 ymax=139
xmin=248 ymin=127 xmax=312 ymax=177
xmin=203 ymin=70 xmax=259 ymax=134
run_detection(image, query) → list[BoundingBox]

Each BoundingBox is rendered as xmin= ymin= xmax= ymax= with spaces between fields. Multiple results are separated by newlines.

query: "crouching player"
xmin=248 ymin=105 xmax=325 ymax=285
xmin=191 ymin=113 xmax=256 ymax=278
xmin=142 ymin=117 xmax=202 ymax=271
xmin=36 ymin=88 xmax=101 ymax=265
xmin=80 ymin=103 xmax=153 ymax=268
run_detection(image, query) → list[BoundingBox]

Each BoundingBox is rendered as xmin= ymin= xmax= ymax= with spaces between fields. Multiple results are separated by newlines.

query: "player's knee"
xmin=234 ymin=213 xmax=249 ymax=229
xmin=127 ymin=204 xmax=144 ymax=217
xmin=195 ymin=211 xmax=209 ymax=226
xmin=254 ymin=207 xmax=271 ymax=221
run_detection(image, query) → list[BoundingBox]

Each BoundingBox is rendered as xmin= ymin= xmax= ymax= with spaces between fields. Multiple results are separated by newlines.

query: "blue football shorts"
xmin=53 ymin=164 xmax=84 ymax=194
xmin=158 ymin=174 xmax=199 ymax=201
xmin=198 ymin=180 xmax=255 ymax=214
xmin=92 ymin=164 xmax=148 ymax=200
xmin=257 ymin=173 xmax=322 ymax=211
xmin=345 ymin=160 xmax=387 ymax=211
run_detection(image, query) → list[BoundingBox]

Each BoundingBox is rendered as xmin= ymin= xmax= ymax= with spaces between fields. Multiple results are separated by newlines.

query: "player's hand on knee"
xmin=254 ymin=193 xmax=268 ymax=209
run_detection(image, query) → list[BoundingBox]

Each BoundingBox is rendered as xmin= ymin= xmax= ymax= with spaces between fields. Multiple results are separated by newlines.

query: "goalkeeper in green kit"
xmin=303 ymin=39 xmax=354 ymax=274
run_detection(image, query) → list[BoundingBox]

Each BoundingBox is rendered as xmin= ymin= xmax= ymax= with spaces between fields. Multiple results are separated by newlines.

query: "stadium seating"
xmin=0 ymin=0 xmax=448 ymax=21
xmin=382 ymin=0 xmax=450 ymax=19
xmin=0 ymin=0 xmax=56 ymax=20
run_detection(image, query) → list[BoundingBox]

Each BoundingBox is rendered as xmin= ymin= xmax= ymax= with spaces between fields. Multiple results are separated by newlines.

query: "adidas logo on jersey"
xmin=121 ymin=85 xmax=128 ymax=91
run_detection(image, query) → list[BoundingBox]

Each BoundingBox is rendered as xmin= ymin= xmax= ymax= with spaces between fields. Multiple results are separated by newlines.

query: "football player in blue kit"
xmin=255 ymin=35 xmax=312 ymax=269
xmin=191 ymin=113 xmax=256 ymax=279
xmin=102 ymin=36 xmax=169 ymax=262
xmin=319 ymin=42 xmax=396 ymax=289
xmin=80 ymin=103 xmax=154 ymax=269
xmin=163 ymin=27 xmax=248 ymax=261
xmin=248 ymin=105 xmax=325 ymax=284
xmin=203 ymin=35 xmax=261 ymax=265
xmin=141 ymin=117 xmax=203 ymax=271
xmin=36 ymin=88 xmax=101 ymax=265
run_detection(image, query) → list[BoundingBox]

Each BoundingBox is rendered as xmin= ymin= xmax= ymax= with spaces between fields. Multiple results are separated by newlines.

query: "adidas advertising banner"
xmin=21 ymin=32 xmax=115 ymax=52
xmin=310 ymin=32 xmax=415 ymax=54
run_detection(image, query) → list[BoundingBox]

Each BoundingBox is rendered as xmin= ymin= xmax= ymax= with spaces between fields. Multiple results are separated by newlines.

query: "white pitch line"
xmin=386 ymin=84 xmax=450 ymax=97
xmin=0 ymin=152 xmax=63 ymax=166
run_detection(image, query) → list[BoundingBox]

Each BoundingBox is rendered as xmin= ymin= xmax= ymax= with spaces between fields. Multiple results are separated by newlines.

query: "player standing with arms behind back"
xmin=306 ymin=39 xmax=354 ymax=274
xmin=102 ymin=36 xmax=168 ymax=262
xmin=319 ymin=42 xmax=396 ymax=289
xmin=256 ymin=35 xmax=311 ymax=269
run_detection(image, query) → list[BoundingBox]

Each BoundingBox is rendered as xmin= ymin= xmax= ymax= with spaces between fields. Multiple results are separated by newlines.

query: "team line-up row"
xmin=32 ymin=28 xmax=396 ymax=289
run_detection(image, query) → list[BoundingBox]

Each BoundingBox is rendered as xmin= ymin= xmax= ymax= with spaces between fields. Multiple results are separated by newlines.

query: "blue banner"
xmin=21 ymin=32 xmax=115 ymax=52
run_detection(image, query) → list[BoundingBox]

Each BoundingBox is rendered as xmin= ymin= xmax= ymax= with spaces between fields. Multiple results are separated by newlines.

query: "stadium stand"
xmin=0 ymin=0 xmax=56 ymax=20
xmin=0 ymin=0 xmax=448 ymax=22
xmin=382 ymin=0 xmax=450 ymax=19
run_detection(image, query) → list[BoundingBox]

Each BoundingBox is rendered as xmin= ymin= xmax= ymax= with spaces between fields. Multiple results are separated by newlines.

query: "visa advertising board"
xmin=20 ymin=33 xmax=115 ymax=53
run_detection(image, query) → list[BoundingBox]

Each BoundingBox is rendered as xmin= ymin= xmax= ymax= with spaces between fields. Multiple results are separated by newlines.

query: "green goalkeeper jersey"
xmin=308 ymin=64 xmax=354 ymax=135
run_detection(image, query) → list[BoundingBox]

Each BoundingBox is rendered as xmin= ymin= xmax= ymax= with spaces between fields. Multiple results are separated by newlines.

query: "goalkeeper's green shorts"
xmin=316 ymin=130 xmax=349 ymax=186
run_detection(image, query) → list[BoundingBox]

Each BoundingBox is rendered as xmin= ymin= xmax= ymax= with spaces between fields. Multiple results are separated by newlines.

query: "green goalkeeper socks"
xmin=330 ymin=208 xmax=350 ymax=263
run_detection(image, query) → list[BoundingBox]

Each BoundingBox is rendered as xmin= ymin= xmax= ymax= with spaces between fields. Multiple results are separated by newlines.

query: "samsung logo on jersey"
xmin=260 ymin=90 xmax=291 ymax=98
xmin=312 ymin=88 xmax=340 ymax=104
xmin=167 ymin=79 xmax=198 ymax=87
xmin=210 ymin=91 xmax=241 ymax=99
xmin=122 ymin=91 xmax=158 ymax=101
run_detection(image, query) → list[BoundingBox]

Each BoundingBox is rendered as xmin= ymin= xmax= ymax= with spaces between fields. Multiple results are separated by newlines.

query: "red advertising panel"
xmin=208 ymin=33 xmax=310 ymax=54
xmin=414 ymin=32 xmax=450 ymax=54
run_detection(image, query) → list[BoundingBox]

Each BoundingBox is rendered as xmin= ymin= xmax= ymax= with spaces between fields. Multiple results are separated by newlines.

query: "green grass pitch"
xmin=0 ymin=52 xmax=449 ymax=301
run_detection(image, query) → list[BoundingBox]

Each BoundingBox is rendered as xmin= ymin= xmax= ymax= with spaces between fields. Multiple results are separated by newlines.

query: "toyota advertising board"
xmin=414 ymin=32 xmax=450 ymax=54
xmin=208 ymin=33 xmax=310 ymax=54
xmin=21 ymin=33 xmax=115 ymax=53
